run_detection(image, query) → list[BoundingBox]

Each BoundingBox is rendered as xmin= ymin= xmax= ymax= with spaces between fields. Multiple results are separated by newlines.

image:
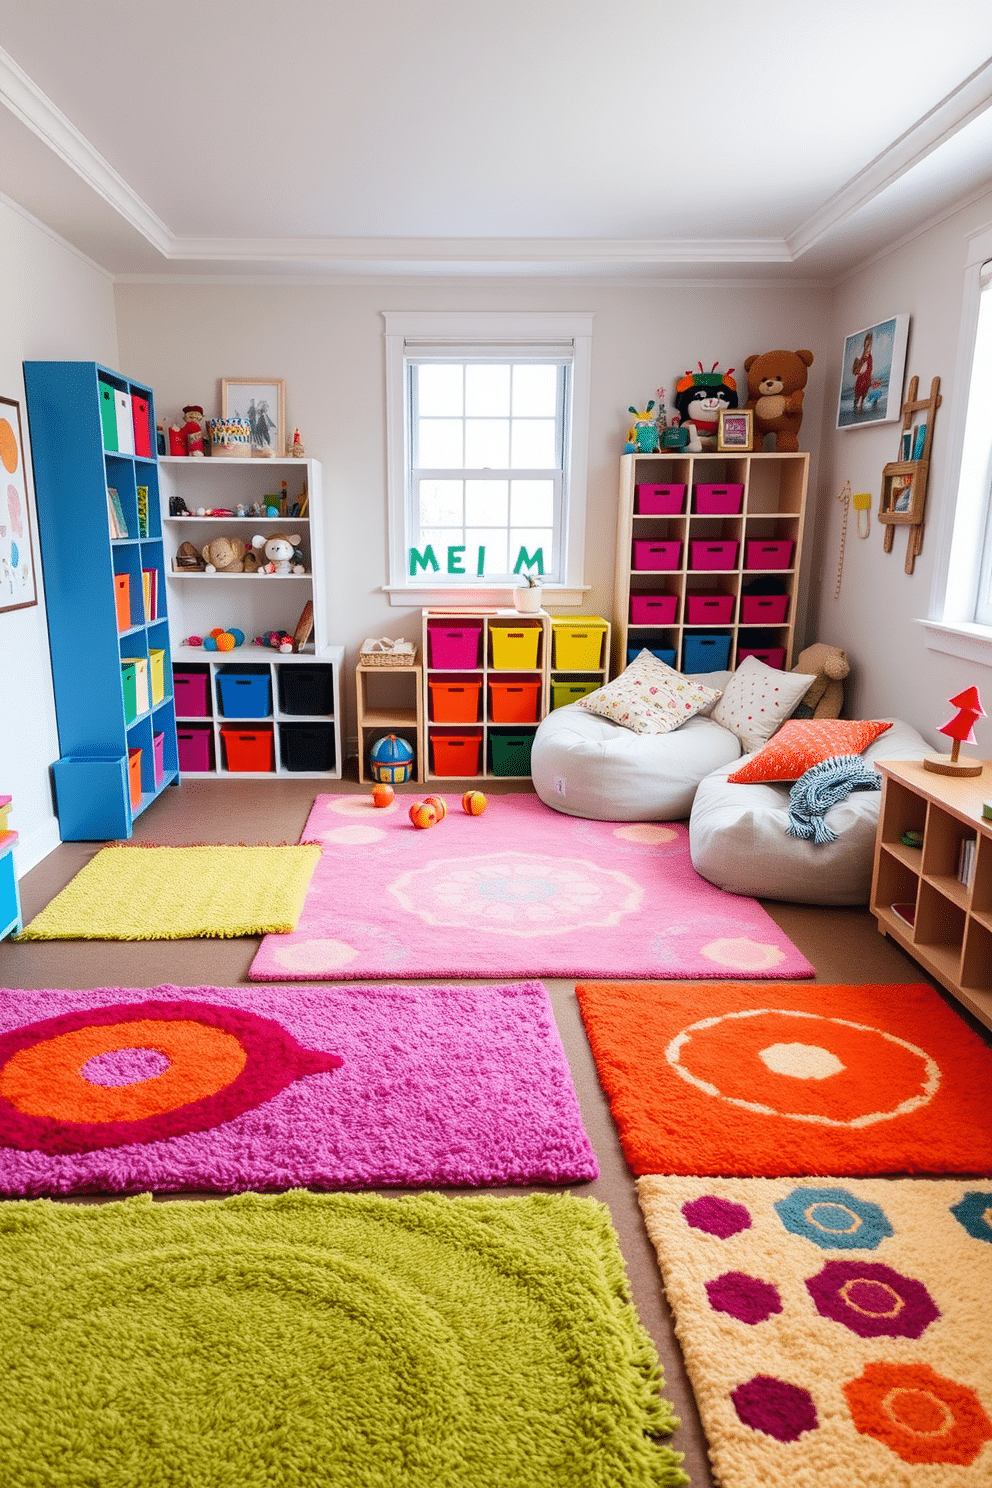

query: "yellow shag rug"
xmin=16 ymin=844 xmax=322 ymax=940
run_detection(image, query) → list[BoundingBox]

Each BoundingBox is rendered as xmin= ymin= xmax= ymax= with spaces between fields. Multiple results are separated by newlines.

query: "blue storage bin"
xmin=627 ymin=646 xmax=676 ymax=667
xmin=216 ymin=668 xmax=271 ymax=718
xmin=682 ymin=633 xmax=732 ymax=673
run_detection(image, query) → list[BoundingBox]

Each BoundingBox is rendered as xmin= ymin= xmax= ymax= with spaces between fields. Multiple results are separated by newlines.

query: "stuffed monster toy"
xmin=791 ymin=643 xmax=850 ymax=719
xmin=673 ymin=364 xmax=738 ymax=450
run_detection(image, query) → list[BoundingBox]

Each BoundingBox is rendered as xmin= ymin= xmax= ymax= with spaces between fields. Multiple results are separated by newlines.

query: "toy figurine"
xmin=288 ymin=427 xmax=305 ymax=457
xmin=181 ymin=405 xmax=206 ymax=457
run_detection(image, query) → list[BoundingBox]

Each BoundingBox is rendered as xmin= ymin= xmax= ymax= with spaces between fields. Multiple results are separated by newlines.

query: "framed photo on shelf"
xmin=879 ymin=461 xmax=924 ymax=523
xmin=836 ymin=313 xmax=910 ymax=429
xmin=0 ymin=395 xmax=38 ymax=613
xmin=716 ymin=408 xmax=753 ymax=451
xmin=220 ymin=378 xmax=285 ymax=457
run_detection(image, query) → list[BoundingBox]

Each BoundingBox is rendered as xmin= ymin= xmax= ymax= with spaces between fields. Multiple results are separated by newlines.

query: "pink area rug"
xmin=0 ymin=981 xmax=597 ymax=1194
xmin=249 ymin=793 xmax=814 ymax=982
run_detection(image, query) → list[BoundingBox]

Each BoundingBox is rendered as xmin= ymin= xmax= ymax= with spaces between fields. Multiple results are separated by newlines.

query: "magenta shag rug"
xmin=0 ymin=981 xmax=597 ymax=1194
xmin=249 ymin=793 xmax=813 ymax=982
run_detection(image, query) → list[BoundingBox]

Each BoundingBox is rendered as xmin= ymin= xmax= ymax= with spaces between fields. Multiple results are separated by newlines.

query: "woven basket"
xmin=360 ymin=638 xmax=418 ymax=667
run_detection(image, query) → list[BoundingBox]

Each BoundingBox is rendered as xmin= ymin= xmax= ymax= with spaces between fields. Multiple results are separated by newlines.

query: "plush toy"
xmin=743 ymin=349 xmax=814 ymax=452
xmin=791 ymin=643 xmax=850 ymax=720
xmin=174 ymin=540 xmax=205 ymax=571
xmin=200 ymin=535 xmax=248 ymax=574
xmin=251 ymin=532 xmax=305 ymax=575
xmin=673 ymin=363 xmax=738 ymax=450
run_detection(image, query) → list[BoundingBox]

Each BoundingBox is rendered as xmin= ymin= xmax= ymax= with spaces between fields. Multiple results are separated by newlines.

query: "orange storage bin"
xmin=430 ymin=731 xmax=483 ymax=776
xmin=429 ymin=677 xmax=482 ymax=723
xmin=114 ymin=573 xmax=131 ymax=632
xmin=127 ymin=747 xmax=142 ymax=808
xmin=488 ymin=679 xmax=541 ymax=723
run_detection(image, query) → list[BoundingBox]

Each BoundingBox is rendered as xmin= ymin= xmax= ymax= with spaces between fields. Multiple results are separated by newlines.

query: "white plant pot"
xmin=512 ymin=587 xmax=543 ymax=613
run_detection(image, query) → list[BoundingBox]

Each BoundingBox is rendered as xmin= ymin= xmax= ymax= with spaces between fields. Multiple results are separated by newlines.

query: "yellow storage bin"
xmin=148 ymin=648 xmax=165 ymax=706
xmin=552 ymin=680 xmax=600 ymax=710
xmin=552 ymin=617 xmax=609 ymax=670
xmin=489 ymin=623 xmax=541 ymax=670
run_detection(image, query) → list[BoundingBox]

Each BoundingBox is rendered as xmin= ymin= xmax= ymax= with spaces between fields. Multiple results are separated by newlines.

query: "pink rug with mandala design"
xmin=248 ymin=793 xmax=813 ymax=982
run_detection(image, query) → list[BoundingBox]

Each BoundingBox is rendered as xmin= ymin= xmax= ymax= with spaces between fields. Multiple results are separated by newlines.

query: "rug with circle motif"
xmin=575 ymin=980 xmax=992 ymax=1174
xmin=248 ymin=793 xmax=813 ymax=981
xmin=637 ymin=1174 xmax=992 ymax=1486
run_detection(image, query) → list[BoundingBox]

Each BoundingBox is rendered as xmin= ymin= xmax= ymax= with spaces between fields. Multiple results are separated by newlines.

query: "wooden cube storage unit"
xmin=870 ymin=757 xmax=992 ymax=1032
xmin=549 ymin=616 xmax=611 ymax=710
xmin=614 ymin=451 xmax=808 ymax=676
xmin=356 ymin=662 xmax=424 ymax=784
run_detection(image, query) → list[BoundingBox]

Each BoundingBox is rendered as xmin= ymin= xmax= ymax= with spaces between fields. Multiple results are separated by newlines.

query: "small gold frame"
xmin=716 ymin=408 xmax=753 ymax=451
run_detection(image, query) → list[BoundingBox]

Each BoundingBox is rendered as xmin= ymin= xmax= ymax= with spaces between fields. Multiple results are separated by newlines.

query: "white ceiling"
xmin=2 ymin=2 xmax=992 ymax=283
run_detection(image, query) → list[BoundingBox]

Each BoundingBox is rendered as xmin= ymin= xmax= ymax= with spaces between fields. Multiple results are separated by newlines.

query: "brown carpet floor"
xmin=2 ymin=773 xmax=985 ymax=1488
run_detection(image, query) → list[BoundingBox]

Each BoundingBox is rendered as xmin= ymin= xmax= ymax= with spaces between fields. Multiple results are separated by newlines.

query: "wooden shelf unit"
xmin=613 ymin=451 xmax=809 ymax=677
xmin=870 ymin=758 xmax=992 ymax=1032
xmin=356 ymin=662 xmax=425 ymax=784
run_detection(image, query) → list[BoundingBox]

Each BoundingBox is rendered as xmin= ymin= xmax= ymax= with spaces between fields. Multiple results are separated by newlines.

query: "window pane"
xmin=465 ymin=418 xmax=509 ymax=468
xmin=465 ymin=479 xmax=508 ymax=525
xmin=418 ymin=479 xmax=463 ymax=527
xmin=417 ymin=364 xmax=463 ymax=416
xmin=465 ymin=528 xmax=509 ymax=575
xmin=511 ymin=419 xmax=557 ymax=469
xmin=512 ymin=364 xmax=558 ymax=416
xmin=418 ymin=418 xmax=464 ymax=469
xmin=510 ymin=480 xmax=554 ymax=525
xmin=465 ymin=364 xmax=510 ymax=417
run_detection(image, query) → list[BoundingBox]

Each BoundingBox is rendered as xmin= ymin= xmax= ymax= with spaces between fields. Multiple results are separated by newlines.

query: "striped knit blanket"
xmin=786 ymin=753 xmax=881 ymax=845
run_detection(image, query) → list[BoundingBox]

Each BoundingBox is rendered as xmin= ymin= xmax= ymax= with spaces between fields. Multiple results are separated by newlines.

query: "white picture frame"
xmin=220 ymin=378 xmax=285 ymax=456
xmin=836 ymin=314 xmax=910 ymax=428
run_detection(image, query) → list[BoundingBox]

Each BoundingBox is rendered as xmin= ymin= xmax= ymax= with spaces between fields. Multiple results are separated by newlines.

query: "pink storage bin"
xmin=746 ymin=539 xmax=794 ymax=570
xmin=635 ymin=483 xmax=685 ymax=514
xmin=686 ymin=593 xmax=735 ymax=624
xmin=694 ymin=483 xmax=743 ymax=514
xmin=427 ymin=620 xmax=483 ymax=668
xmin=153 ymin=731 xmax=165 ymax=786
xmin=632 ymin=540 xmax=681 ymax=571
xmin=173 ymin=670 xmax=210 ymax=717
xmin=740 ymin=594 xmax=789 ymax=624
xmin=177 ymin=727 xmax=213 ymax=772
xmin=690 ymin=540 xmax=738 ymax=570
xmin=630 ymin=594 xmax=678 ymax=625
xmin=737 ymin=646 xmax=786 ymax=668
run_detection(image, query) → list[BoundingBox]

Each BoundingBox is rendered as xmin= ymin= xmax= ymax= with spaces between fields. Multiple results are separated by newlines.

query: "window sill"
xmin=917 ymin=618 xmax=992 ymax=665
xmin=383 ymin=583 xmax=590 ymax=608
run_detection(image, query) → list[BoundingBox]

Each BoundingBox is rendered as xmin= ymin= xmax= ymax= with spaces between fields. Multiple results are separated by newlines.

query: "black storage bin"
xmin=278 ymin=665 xmax=335 ymax=715
xmin=280 ymin=722 xmax=337 ymax=772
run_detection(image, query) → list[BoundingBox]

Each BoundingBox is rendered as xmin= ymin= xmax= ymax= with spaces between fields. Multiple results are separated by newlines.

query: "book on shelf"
xmin=136 ymin=484 xmax=149 ymax=537
xmin=107 ymin=486 xmax=128 ymax=538
xmin=890 ymin=902 xmax=916 ymax=928
xmin=956 ymin=836 xmax=977 ymax=888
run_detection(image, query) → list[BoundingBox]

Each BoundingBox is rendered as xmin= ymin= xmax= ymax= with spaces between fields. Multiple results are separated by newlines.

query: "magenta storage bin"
xmin=153 ymin=731 xmax=165 ymax=786
xmin=690 ymin=540 xmax=738 ymax=570
xmin=635 ymin=483 xmax=685 ymax=514
xmin=633 ymin=540 xmax=681 ymax=571
xmin=630 ymin=594 xmax=678 ymax=625
xmin=427 ymin=620 xmax=483 ymax=669
xmin=173 ymin=670 xmax=210 ymax=717
xmin=177 ymin=726 xmax=213 ymax=773
xmin=686 ymin=593 xmax=735 ymax=624
xmin=695 ymin=483 xmax=743 ymax=514
xmin=746 ymin=539 xmax=794 ymax=570
xmin=738 ymin=646 xmax=786 ymax=668
xmin=740 ymin=594 xmax=789 ymax=624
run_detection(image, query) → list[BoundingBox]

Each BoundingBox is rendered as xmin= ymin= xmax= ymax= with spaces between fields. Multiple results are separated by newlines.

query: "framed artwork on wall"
xmin=0 ymin=395 xmax=38 ymax=613
xmin=836 ymin=314 xmax=910 ymax=428
xmin=220 ymin=378 xmax=285 ymax=456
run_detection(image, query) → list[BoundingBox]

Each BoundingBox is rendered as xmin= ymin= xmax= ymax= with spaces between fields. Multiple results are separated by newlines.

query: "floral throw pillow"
xmin=710 ymin=654 xmax=816 ymax=753
xmin=577 ymin=650 xmax=722 ymax=735
xmin=728 ymin=718 xmax=894 ymax=783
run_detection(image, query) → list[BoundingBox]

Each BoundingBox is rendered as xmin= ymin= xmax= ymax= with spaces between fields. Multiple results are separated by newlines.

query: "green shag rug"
xmin=0 ymin=1190 xmax=687 ymax=1487
xmin=15 ymin=843 xmax=322 ymax=940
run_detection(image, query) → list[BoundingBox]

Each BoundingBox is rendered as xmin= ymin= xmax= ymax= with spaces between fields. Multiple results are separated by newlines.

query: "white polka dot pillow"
xmin=577 ymin=650 xmax=722 ymax=735
xmin=710 ymin=654 xmax=816 ymax=753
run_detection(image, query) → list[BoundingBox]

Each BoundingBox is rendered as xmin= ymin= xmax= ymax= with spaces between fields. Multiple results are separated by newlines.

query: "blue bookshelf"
xmin=23 ymin=361 xmax=179 ymax=840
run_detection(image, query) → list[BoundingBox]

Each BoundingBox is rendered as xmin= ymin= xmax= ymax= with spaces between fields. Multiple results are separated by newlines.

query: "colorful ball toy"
xmin=369 ymin=733 xmax=415 ymax=784
xmin=409 ymin=800 xmax=438 ymax=829
xmin=424 ymin=794 xmax=447 ymax=821
xmin=462 ymin=790 xmax=487 ymax=816
xmin=203 ymin=626 xmax=245 ymax=652
xmin=371 ymin=783 xmax=394 ymax=808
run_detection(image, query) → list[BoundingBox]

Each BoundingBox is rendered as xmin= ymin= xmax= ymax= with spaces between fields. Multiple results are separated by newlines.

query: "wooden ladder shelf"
xmin=877 ymin=374 xmax=941 ymax=573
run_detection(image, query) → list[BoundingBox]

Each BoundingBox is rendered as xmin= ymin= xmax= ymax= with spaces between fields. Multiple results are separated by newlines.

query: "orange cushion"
xmin=727 ymin=718 xmax=893 ymax=784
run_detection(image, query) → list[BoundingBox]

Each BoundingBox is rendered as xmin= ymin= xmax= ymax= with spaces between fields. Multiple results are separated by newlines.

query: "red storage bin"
xmin=127 ymin=747 xmax=142 ymax=809
xmin=635 ymin=483 xmax=685 ymax=514
xmin=695 ymin=483 xmax=743 ymax=514
xmin=430 ymin=731 xmax=483 ymax=776
xmin=630 ymin=594 xmax=678 ymax=625
xmin=740 ymin=594 xmax=790 ymax=624
xmin=177 ymin=726 xmax=213 ymax=773
xmin=427 ymin=621 xmax=483 ymax=669
xmin=690 ymin=540 xmax=738 ymax=570
xmin=746 ymin=539 xmax=794 ymax=570
xmin=737 ymin=646 xmax=786 ymax=668
xmin=173 ymin=670 xmax=210 ymax=717
xmin=131 ymin=395 xmax=152 ymax=457
xmin=220 ymin=726 xmax=274 ymax=773
xmin=633 ymin=540 xmax=682 ymax=571
xmin=686 ymin=594 xmax=735 ymax=624
xmin=489 ymin=679 xmax=541 ymax=723
xmin=429 ymin=678 xmax=482 ymax=723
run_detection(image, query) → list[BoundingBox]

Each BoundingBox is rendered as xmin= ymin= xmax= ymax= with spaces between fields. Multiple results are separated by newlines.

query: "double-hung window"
xmin=384 ymin=312 xmax=592 ymax=604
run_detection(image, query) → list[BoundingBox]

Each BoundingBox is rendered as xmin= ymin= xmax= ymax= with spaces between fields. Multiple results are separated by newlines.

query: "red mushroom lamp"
xmin=923 ymin=685 xmax=986 ymax=777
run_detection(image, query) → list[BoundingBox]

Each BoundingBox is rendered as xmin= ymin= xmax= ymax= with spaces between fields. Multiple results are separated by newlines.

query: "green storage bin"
xmin=551 ymin=680 xmax=600 ymax=709
xmin=98 ymin=380 xmax=118 ymax=451
xmin=490 ymin=730 xmax=534 ymax=777
xmin=120 ymin=660 xmax=137 ymax=724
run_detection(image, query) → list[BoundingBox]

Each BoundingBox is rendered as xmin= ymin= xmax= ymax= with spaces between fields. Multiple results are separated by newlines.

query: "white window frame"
xmin=383 ymin=311 xmax=593 ymax=606
xmin=920 ymin=221 xmax=992 ymax=664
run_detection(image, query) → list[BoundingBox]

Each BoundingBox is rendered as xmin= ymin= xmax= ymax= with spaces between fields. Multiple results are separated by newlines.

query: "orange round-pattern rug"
xmin=575 ymin=982 xmax=992 ymax=1175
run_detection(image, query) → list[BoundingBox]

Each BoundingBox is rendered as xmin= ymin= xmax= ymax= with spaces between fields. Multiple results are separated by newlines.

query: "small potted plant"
xmin=512 ymin=572 xmax=543 ymax=613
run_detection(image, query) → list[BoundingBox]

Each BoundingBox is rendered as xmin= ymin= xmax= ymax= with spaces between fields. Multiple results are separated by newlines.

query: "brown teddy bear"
xmin=200 ymin=535 xmax=247 ymax=574
xmin=744 ymin=349 xmax=814 ymax=452
xmin=791 ymin=642 xmax=849 ymax=719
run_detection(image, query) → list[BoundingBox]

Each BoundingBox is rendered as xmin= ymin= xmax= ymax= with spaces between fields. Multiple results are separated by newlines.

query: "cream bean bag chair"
xmin=688 ymin=717 xmax=930 ymax=904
